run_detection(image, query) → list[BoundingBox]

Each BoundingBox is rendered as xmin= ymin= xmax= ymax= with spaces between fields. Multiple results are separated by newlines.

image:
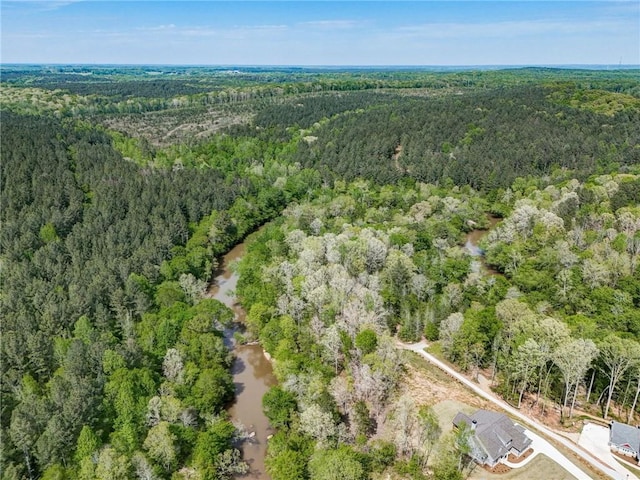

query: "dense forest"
xmin=289 ymin=86 xmax=640 ymax=188
xmin=0 ymin=107 xmax=319 ymax=479
xmin=1 ymin=65 xmax=639 ymax=480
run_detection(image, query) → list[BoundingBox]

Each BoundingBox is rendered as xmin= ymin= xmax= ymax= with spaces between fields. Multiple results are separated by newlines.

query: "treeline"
xmin=0 ymin=112 xmax=320 ymax=479
xmin=6 ymin=65 xmax=640 ymax=96
xmin=5 ymin=67 xmax=638 ymax=120
xmin=292 ymin=85 xmax=640 ymax=189
xmin=0 ymin=112 xmax=238 ymax=479
xmin=254 ymin=91 xmax=398 ymax=130
xmin=23 ymin=80 xmax=218 ymax=99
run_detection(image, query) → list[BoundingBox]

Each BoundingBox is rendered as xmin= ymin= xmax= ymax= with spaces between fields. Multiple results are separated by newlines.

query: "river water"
xmin=208 ymin=242 xmax=276 ymax=479
xmin=464 ymin=215 xmax=501 ymax=274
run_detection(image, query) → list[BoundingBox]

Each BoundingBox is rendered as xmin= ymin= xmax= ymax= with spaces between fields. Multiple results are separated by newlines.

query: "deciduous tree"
xmin=600 ymin=335 xmax=640 ymax=419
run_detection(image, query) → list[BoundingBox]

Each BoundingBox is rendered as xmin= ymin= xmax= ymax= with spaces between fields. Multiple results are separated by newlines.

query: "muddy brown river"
xmin=209 ymin=242 xmax=276 ymax=479
xmin=464 ymin=215 xmax=501 ymax=274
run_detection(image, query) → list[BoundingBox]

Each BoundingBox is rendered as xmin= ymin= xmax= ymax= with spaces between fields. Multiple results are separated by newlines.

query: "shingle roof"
xmin=610 ymin=421 xmax=640 ymax=452
xmin=511 ymin=424 xmax=530 ymax=452
xmin=453 ymin=412 xmax=472 ymax=427
xmin=453 ymin=409 xmax=532 ymax=463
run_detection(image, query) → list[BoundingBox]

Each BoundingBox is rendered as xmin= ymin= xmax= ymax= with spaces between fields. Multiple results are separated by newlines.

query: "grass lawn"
xmin=431 ymin=399 xmax=475 ymax=436
xmin=468 ymin=454 xmax=576 ymax=480
xmin=425 ymin=341 xmax=444 ymax=358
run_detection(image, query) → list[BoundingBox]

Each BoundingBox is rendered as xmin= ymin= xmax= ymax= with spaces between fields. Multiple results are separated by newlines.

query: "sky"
xmin=1 ymin=1 xmax=639 ymax=66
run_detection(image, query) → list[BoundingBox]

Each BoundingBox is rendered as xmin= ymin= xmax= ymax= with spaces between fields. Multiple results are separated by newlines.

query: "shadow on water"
xmin=234 ymin=381 xmax=246 ymax=396
xmin=209 ymin=241 xmax=276 ymax=479
xmin=232 ymin=357 xmax=247 ymax=375
xmin=464 ymin=214 xmax=501 ymax=276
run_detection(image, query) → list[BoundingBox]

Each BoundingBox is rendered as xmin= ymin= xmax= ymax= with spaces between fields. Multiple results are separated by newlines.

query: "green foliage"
xmin=95 ymin=447 xmax=132 ymax=480
xmin=355 ymin=329 xmax=378 ymax=355
xmin=424 ymin=321 xmax=439 ymax=341
xmin=143 ymin=421 xmax=178 ymax=471
xmin=308 ymin=447 xmax=365 ymax=480
xmin=262 ymin=386 xmax=298 ymax=429
xmin=102 ymin=350 xmax=127 ymax=375
xmin=155 ymin=282 xmax=187 ymax=308
xmin=266 ymin=431 xmax=313 ymax=480
xmin=1 ymin=110 xmax=274 ymax=475
xmin=110 ymin=130 xmax=154 ymax=166
xmin=294 ymin=85 xmax=640 ymax=188
xmin=266 ymin=448 xmax=309 ymax=480
xmin=189 ymin=366 xmax=234 ymax=414
xmin=367 ymin=440 xmax=397 ymax=472
xmin=394 ymin=456 xmax=428 ymax=479
xmin=611 ymin=178 xmax=640 ymax=211
xmin=353 ymin=401 xmax=374 ymax=437
xmin=431 ymin=456 xmax=463 ymax=480
xmin=39 ymin=223 xmax=59 ymax=243
xmin=548 ymin=86 xmax=640 ymax=116
xmin=103 ymin=367 xmax=157 ymax=453
xmin=40 ymin=464 xmax=71 ymax=480
xmin=75 ymin=426 xmax=100 ymax=463
xmin=192 ymin=419 xmax=236 ymax=476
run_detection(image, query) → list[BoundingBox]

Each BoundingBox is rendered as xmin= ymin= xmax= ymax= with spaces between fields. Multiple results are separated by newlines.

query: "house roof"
xmin=453 ymin=412 xmax=472 ymax=426
xmin=610 ymin=421 xmax=640 ymax=452
xmin=453 ymin=409 xmax=532 ymax=462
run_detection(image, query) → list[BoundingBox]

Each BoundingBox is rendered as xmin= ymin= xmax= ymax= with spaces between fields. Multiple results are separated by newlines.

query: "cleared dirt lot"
xmin=399 ymin=352 xmax=495 ymax=412
xmin=99 ymin=107 xmax=251 ymax=147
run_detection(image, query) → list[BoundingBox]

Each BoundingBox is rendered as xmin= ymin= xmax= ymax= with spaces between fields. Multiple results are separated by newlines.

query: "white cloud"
xmin=4 ymin=32 xmax=57 ymax=39
xmin=138 ymin=24 xmax=177 ymax=32
xmin=133 ymin=23 xmax=287 ymax=38
xmin=394 ymin=19 xmax=630 ymax=39
xmin=4 ymin=0 xmax=83 ymax=12
xmin=298 ymin=19 xmax=366 ymax=29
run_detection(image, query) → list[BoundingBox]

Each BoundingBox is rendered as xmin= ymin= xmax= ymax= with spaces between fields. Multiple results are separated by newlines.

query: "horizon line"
xmin=2 ymin=63 xmax=639 ymax=69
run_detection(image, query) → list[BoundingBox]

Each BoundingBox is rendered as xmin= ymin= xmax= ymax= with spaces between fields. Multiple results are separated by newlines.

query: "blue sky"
xmin=2 ymin=1 xmax=639 ymax=65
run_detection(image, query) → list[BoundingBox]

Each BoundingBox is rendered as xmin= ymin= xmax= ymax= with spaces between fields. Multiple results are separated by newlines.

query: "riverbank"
xmin=208 ymin=242 xmax=275 ymax=480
